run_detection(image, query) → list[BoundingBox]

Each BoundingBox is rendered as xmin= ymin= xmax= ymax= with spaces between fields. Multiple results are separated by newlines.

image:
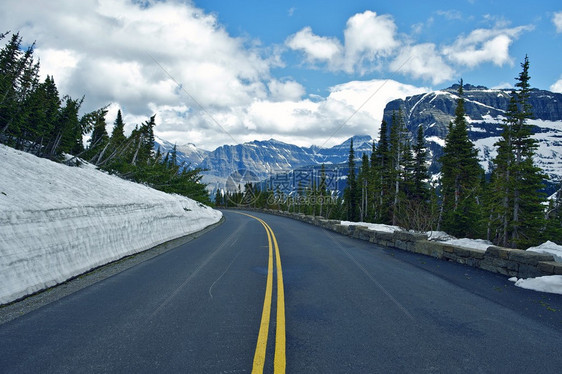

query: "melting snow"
xmin=0 ymin=144 xmax=222 ymax=304
xmin=509 ymin=276 xmax=562 ymax=295
xmin=339 ymin=220 xmax=561 ymax=294
xmin=527 ymin=241 xmax=562 ymax=262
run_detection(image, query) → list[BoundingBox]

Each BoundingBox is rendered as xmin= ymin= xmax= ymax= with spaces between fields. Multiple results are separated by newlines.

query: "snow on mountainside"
xmin=0 ymin=144 xmax=222 ymax=305
xmin=154 ymin=135 xmax=374 ymax=194
xmin=153 ymin=85 xmax=562 ymax=195
xmin=154 ymin=135 xmax=210 ymax=167
xmin=383 ymin=84 xmax=562 ymax=188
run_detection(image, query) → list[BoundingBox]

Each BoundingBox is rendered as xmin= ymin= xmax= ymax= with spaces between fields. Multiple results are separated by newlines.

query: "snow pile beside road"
xmin=339 ymin=219 xmax=561 ymax=294
xmin=526 ymin=241 xmax=562 ymax=263
xmin=340 ymin=221 xmax=402 ymax=233
xmin=0 ymin=144 xmax=222 ymax=305
xmin=428 ymin=231 xmax=492 ymax=252
xmin=509 ymin=276 xmax=562 ymax=295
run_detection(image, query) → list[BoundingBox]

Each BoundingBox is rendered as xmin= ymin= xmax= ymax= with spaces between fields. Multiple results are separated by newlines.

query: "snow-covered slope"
xmin=0 ymin=144 xmax=222 ymax=305
xmin=384 ymin=84 xmax=562 ymax=190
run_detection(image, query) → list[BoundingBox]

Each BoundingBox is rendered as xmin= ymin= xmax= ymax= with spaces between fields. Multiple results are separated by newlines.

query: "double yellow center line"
xmin=238 ymin=213 xmax=286 ymax=374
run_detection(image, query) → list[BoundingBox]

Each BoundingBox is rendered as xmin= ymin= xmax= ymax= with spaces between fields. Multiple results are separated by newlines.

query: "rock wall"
xmin=257 ymin=209 xmax=562 ymax=279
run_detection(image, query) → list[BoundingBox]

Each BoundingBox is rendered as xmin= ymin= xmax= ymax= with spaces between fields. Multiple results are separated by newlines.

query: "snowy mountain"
xmin=154 ymin=135 xmax=374 ymax=193
xmin=154 ymin=135 xmax=210 ymax=168
xmin=383 ymin=84 xmax=562 ymax=188
xmin=154 ymin=85 xmax=562 ymax=195
xmin=0 ymin=144 xmax=221 ymax=304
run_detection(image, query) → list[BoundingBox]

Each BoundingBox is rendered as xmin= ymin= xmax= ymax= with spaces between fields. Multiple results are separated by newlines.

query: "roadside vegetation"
xmin=222 ymin=57 xmax=562 ymax=248
xmin=0 ymin=32 xmax=210 ymax=204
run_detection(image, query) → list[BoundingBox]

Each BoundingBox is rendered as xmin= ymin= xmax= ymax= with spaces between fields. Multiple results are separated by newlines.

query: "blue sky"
xmin=202 ymin=0 xmax=561 ymax=92
xmin=0 ymin=0 xmax=561 ymax=149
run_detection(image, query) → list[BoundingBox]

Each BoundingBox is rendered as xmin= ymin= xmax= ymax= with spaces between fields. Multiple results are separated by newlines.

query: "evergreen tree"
xmin=358 ymin=152 xmax=370 ymax=221
xmin=439 ymin=80 xmax=483 ymax=238
xmin=412 ymin=125 xmax=430 ymax=201
xmin=53 ymin=95 xmax=84 ymax=156
xmin=87 ymin=107 xmax=109 ymax=164
xmin=388 ymin=109 xmax=409 ymax=226
xmin=110 ymin=109 xmax=126 ymax=146
xmin=488 ymin=56 xmax=546 ymax=248
xmin=345 ymin=138 xmax=359 ymax=221
xmin=0 ymin=32 xmax=40 ymax=145
xmin=373 ymin=119 xmax=391 ymax=223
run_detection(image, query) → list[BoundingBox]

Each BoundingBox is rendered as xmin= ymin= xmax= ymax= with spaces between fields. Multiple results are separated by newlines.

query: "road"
xmin=1 ymin=210 xmax=561 ymax=373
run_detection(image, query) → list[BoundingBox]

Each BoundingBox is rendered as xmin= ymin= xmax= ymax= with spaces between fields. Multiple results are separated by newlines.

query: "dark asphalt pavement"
xmin=1 ymin=210 xmax=561 ymax=373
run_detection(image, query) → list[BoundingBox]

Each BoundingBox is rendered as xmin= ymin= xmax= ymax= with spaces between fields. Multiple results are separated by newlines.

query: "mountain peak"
xmin=447 ymin=83 xmax=489 ymax=91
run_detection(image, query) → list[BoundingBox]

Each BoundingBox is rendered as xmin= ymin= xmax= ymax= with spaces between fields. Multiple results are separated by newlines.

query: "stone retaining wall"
xmin=255 ymin=209 xmax=562 ymax=279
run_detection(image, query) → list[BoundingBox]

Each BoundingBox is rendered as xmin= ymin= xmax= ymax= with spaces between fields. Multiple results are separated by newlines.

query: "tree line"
xmin=0 ymin=32 xmax=210 ymax=204
xmin=227 ymin=57 xmax=561 ymax=248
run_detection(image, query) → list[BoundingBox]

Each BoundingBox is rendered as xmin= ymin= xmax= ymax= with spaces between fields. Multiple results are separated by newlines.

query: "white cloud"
xmin=0 ymin=0 xmax=271 ymax=112
xmin=286 ymin=11 xmax=399 ymax=74
xmin=554 ymin=12 xmax=562 ymax=33
xmin=550 ymin=77 xmax=562 ymax=93
xmin=442 ymin=26 xmax=532 ymax=68
xmin=285 ymin=27 xmax=343 ymax=64
xmin=435 ymin=10 xmax=462 ymax=20
xmin=492 ymin=82 xmax=514 ymax=90
xmin=0 ymin=0 xmax=279 ymax=149
xmin=224 ymin=79 xmax=429 ymax=149
xmin=35 ymin=49 xmax=81 ymax=85
xmin=342 ymin=11 xmax=399 ymax=73
xmin=268 ymin=80 xmax=306 ymax=101
xmin=391 ymin=44 xmax=454 ymax=85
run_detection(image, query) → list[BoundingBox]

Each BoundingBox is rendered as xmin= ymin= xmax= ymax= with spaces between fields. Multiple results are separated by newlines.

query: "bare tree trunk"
xmin=131 ymin=135 xmax=143 ymax=166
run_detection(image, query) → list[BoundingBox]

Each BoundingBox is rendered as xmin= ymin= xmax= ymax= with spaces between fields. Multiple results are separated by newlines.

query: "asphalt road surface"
xmin=1 ymin=210 xmax=561 ymax=373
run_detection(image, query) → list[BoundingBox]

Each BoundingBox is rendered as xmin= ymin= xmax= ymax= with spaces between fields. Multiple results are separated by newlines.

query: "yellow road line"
xmin=235 ymin=212 xmax=286 ymax=374
xmin=251 ymin=216 xmax=273 ymax=373
xmin=270 ymin=220 xmax=286 ymax=373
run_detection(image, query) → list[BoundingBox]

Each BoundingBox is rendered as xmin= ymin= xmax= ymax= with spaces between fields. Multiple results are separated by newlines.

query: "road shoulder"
xmin=0 ymin=217 xmax=224 ymax=325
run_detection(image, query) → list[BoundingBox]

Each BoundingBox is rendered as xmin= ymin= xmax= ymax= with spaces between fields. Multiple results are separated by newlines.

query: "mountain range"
xmin=155 ymin=134 xmax=374 ymax=194
xmin=155 ymin=84 xmax=562 ymax=195
xmin=383 ymin=84 xmax=562 ymax=181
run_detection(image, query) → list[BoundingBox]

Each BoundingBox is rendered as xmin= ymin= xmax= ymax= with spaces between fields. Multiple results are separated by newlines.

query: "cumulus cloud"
xmin=0 ymin=1 xmax=533 ymax=151
xmin=285 ymin=27 xmax=343 ymax=64
xmin=554 ymin=12 xmax=562 ymax=33
xmin=268 ymin=80 xmax=306 ymax=102
xmin=551 ymin=77 xmax=562 ymax=93
xmin=286 ymin=10 xmax=399 ymax=74
xmin=0 ymin=0 xmax=276 ymax=148
xmin=232 ymin=79 xmax=428 ymax=148
xmin=342 ymin=11 xmax=399 ymax=73
xmin=391 ymin=44 xmax=454 ymax=85
xmin=442 ymin=26 xmax=532 ymax=68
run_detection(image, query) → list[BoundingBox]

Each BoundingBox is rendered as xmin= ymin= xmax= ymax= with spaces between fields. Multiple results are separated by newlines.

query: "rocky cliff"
xmin=383 ymin=84 xmax=562 ymax=184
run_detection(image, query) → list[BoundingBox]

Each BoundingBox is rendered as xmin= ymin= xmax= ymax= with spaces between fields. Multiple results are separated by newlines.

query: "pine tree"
xmin=371 ymin=119 xmax=392 ymax=223
xmin=345 ymin=138 xmax=359 ymax=221
xmin=54 ymin=95 xmax=84 ymax=156
xmin=488 ymin=56 xmax=547 ymax=248
xmin=388 ymin=109 xmax=409 ymax=226
xmin=358 ymin=152 xmax=370 ymax=221
xmin=86 ymin=107 xmax=110 ymax=164
xmin=439 ymin=80 xmax=483 ymax=238
xmin=110 ymin=109 xmax=126 ymax=146
xmin=412 ymin=125 xmax=430 ymax=201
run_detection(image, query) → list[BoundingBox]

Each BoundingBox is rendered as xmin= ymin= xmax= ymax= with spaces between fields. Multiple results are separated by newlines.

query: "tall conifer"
xmin=488 ymin=56 xmax=546 ymax=248
xmin=439 ymin=80 xmax=483 ymax=238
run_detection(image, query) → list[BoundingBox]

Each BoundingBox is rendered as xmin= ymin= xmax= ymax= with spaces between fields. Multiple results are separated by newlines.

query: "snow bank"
xmin=340 ymin=221 xmax=402 ymax=233
xmin=0 ymin=144 xmax=222 ymax=305
xmin=339 ymin=219 xmax=562 ymax=295
xmin=509 ymin=276 xmax=562 ymax=295
xmin=428 ymin=231 xmax=492 ymax=252
xmin=527 ymin=241 xmax=562 ymax=263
